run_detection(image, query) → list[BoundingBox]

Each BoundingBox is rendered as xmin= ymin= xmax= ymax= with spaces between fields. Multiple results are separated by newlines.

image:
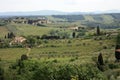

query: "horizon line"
xmin=0 ymin=9 xmax=120 ymax=13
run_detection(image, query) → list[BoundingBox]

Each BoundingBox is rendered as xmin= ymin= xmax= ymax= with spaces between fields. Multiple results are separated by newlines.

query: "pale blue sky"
xmin=0 ymin=0 xmax=120 ymax=12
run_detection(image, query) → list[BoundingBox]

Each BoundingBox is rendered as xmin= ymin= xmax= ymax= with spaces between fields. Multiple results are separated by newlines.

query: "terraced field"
xmin=0 ymin=38 xmax=116 ymax=63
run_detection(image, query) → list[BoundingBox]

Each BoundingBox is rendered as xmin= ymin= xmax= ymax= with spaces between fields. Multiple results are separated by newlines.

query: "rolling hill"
xmin=0 ymin=13 xmax=120 ymax=38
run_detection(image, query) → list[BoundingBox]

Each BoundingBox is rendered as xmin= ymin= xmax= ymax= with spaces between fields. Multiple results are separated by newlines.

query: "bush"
xmin=108 ymin=63 xmax=120 ymax=69
xmin=68 ymin=40 xmax=72 ymax=43
xmin=69 ymin=58 xmax=76 ymax=62
xmin=52 ymin=59 xmax=58 ymax=63
xmin=103 ymin=45 xmax=107 ymax=49
xmin=21 ymin=54 xmax=28 ymax=61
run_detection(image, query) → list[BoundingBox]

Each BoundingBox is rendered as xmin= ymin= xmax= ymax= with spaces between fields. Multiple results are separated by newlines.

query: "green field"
xmin=0 ymin=35 xmax=119 ymax=80
xmin=0 ymin=38 xmax=116 ymax=62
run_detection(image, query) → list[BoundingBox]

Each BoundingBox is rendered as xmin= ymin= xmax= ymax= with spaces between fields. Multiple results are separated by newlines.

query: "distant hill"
xmin=0 ymin=10 xmax=68 ymax=16
xmin=50 ymin=13 xmax=120 ymax=29
xmin=0 ymin=10 xmax=120 ymax=16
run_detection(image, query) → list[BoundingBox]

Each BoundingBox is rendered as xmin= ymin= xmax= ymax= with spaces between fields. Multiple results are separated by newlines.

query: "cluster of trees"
xmin=7 ymin=32 xmax=15 ymax=39
xmin=0 ymin=32 xmax=15 ymax=48
xmin=41 ymin=35 xmax=60 ymax=39
xmin=6 ymin=59 xmax=107 ymax=80
xmin=95 ymin=25 xmax=108 ymax=36
xmin=5 ymin=32 xmax=15 ymax=39
xmin=39 ymin=30 xmax=77 ymax=39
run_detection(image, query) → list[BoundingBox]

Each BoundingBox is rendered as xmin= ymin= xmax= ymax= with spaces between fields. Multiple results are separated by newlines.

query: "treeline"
xmin=52 ymin=15 xmax=85 ymax=22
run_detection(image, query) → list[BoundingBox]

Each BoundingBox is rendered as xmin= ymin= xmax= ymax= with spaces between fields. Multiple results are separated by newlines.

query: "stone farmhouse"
xmin=9 ymin=36 xmax=26 ymax=45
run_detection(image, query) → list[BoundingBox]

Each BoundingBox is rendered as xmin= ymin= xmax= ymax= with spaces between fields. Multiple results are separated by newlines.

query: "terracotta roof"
xmin=116 ymin=49 xmax=120 ymax=52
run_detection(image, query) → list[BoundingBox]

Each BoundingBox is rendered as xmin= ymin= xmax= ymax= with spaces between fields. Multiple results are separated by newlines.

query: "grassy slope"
xmin=0 ymin=38 xmax=116 ymax=64
xmin=5 ymin=23 xmax=60 ymax=36
xmin=83 ymin=15 xmax=95 ymax=21
xmin=0 ymin=23 xmax=73 ymax=38
xmin=0 ymin=48 xmax=26 ymax=61
xmin=101 ymin=14 xmax=114 ymax=24
xmin=0 ymin=26 xmax=9 ymax=38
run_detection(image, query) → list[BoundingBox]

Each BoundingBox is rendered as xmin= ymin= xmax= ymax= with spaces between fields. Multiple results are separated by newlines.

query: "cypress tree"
xmin=7 ymin=33 xmax=10 ymax=38
xmin=98 ymin=53 xmax=104 ymax=65
xmin=72 ymin=32 xmax=76 ymax=38
xmin=96 ymin=26 xmax=100 ymax=35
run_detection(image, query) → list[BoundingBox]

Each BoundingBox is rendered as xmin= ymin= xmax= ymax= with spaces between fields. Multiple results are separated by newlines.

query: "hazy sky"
xmin=0 ymin=0 xmax=120 ymax=12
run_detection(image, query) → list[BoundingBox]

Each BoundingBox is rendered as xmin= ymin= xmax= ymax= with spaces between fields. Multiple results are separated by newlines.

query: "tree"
xmin=4 ymin=35 xmax=6 ymax=39
xmin=7 ymin=33 xmax=10 ymax=38
xmin=97 ymin=53 xmax=106 ymax=71
xmin=98 ymin=53 xmax=104 ymax=65
xmin=72 ymin=32 xmax=76 ymax=38
xmin=26 ymin=37 xmax=36 ymax=47
xmin=96 ymin=26 xmax=100 ymax=35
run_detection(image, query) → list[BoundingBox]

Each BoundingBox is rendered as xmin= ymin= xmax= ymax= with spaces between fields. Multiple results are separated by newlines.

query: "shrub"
xmin=103 ymin=45 xmax=107 ymax=49
xmin=69 ymin=58 xmax=76 ymax=62
xmin=21 ymin=54 xmax=28 ymax=61
xmin=108 ymin=63 xmax=120 ymax=69
xmin=52 ymin=59 xmax=58 ymax=63
xmin=68 ymin=40 xmax=72 ymax=43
